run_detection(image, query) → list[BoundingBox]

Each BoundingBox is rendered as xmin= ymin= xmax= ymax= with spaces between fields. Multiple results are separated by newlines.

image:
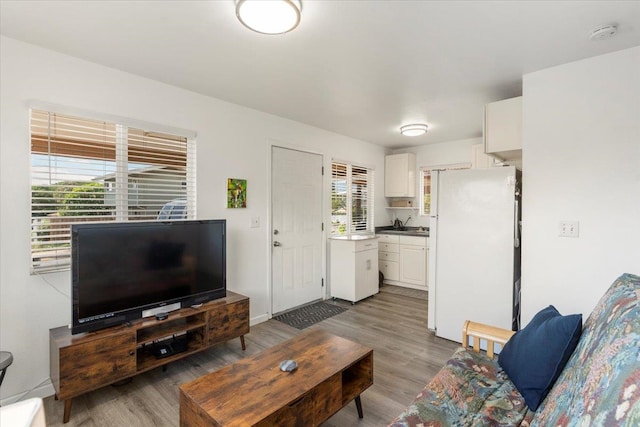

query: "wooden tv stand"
xmin=49 ymin=291 xmax=249 ymax=424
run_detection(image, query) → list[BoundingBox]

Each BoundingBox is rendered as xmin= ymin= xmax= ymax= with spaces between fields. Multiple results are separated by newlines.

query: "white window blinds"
xmin=30 ymin=109 xmax=196 ymax=273
xmin=331 ymin=161 xmax=374 ymax=235
xmin=420 ymin=163 xmax=469 ymax=216
xmin=331 ymin=163 xmax=348 ymax=235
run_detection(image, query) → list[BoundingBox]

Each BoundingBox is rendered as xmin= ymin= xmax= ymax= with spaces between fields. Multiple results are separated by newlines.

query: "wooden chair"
xmin=462 ymin=320 xmax=515 ymax=358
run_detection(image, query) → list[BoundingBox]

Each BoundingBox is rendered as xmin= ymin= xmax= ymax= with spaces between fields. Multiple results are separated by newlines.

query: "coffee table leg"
xmin=240 ymin=335 xmax=246 ymax=351
xmin=355 ymin=395 xmax=363 ymax=419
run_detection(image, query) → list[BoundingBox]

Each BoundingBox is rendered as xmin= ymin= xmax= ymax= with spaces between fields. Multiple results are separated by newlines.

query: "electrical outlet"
xmin=559 ymin=221 xmax=579 ymax=238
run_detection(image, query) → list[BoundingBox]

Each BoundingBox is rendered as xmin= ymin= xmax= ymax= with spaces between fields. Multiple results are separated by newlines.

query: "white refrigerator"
xmin=427 ymin=166 xmax=521 ymax=343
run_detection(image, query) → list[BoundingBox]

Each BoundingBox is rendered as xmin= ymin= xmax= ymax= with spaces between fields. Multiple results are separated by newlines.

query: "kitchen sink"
xmin=377 ymin=228 xmax=429 ymax=236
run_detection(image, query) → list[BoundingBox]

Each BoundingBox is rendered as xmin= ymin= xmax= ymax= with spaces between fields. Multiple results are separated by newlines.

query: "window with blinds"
xmin=331 ymin=161 xmax=374 ymax=235
xmin=30 ymin=109 xmax=196 ymax=273
xmin=422 ymin=171 xmax=432 ymax=215
xmin=420 ymin=163 xmax=470 ymax=216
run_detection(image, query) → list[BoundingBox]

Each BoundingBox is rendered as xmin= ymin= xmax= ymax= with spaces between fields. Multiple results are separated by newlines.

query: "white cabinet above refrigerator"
xmin=484 ymin=96 xmax=522 ymax=162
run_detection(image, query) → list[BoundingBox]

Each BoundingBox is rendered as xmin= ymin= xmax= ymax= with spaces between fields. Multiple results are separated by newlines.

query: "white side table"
xmin=0 ymin=397 xmax=47 ymax=427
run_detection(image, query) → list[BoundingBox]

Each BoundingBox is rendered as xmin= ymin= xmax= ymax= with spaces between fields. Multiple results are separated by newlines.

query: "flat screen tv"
xmin=71 ymin=219 xmax=226 ymax=335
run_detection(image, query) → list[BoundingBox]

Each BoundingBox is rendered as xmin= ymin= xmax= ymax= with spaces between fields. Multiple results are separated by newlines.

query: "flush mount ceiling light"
xmin=235 ymin=0 xmax=302 ymax=35
xmin=400 ymin=124 xmax=428 ymax=137
xmin=589 ymin=24 xmax=617 ymax=41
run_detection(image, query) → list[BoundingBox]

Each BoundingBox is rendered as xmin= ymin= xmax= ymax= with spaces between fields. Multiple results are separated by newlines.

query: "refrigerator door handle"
xmin=514 ymin=199 xmax=520 ymax=248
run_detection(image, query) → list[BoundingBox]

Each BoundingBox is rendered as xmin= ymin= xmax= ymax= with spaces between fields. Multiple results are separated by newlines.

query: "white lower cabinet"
xmin=379 ymin=257 xmax=399 ymax=282
xmin=377 ymin=234 xmax=399 ymax=281
xmin=378 ymin=234 xmax=428 ymax=290
xmin=399 ymin=243 xmax=426 ymax=286
xmin=330 ymin=237 xmax=379 ymax=303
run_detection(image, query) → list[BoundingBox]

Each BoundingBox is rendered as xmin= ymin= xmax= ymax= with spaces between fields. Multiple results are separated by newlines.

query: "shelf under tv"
xmin=49 ymin=291 xmax=249 ymax=424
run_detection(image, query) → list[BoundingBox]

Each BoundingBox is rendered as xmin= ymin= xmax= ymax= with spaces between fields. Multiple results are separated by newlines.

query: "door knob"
xmin=273 ymin=241 xmax=282 ymax=247
xmin=273 ymin=229 xmax=279 ymax=235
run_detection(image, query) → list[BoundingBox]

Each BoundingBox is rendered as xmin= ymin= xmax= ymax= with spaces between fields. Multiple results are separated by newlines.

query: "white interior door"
xmin=271 ymin=147 xmax=323 ymax=314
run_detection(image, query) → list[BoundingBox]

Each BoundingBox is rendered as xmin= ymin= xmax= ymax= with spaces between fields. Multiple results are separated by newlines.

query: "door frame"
xmin=268 ymin=141 xmax=327 ymax=318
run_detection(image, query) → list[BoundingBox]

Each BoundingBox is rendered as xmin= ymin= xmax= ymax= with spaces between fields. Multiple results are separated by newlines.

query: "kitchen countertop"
xmin=375 ymin=226 xmax=429 ymax=237
xmin=330 ymin=234 xmax=378 ymax=241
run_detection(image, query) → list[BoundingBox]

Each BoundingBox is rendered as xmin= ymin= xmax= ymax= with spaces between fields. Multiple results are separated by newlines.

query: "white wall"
xmin=521 ymin=46 xmax=640 ymax=324
xmin=408 ymin=137 xmax=480 ymax=168
xmin=0 ymin=36 xmax=387 ymax=402
xmin=390 ymin=137 xmax=480 ymax=227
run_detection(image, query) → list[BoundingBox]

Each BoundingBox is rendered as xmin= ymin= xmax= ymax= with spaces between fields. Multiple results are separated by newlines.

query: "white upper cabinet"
xmin=484 ymin=96 xmax=522 ymax=161
xmin=385 ymin=153 xmax=416 ymax=197
xmin=471 ymin=144 xmax=494 ymax=169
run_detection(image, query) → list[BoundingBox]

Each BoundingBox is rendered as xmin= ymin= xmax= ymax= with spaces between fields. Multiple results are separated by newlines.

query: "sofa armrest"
xmin=462 ymin=320 xmax=515 ymax=359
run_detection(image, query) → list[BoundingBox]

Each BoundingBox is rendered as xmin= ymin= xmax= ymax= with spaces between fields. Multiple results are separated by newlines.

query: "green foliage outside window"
xmin=32 ymin=182 xmax=109 ymax=217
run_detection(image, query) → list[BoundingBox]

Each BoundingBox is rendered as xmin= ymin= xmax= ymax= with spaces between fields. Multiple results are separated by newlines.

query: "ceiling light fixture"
xmin=589 ymin=24 xmax=617 ymax=41
xmin=400 ymin=124 xmax=428 ymax=137
xmin=235 ymin=0 xmax=302 ymax=35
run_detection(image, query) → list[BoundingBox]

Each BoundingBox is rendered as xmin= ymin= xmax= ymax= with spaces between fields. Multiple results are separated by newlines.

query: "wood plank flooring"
xmin=43 ymin=286 xmax=459 ymax=426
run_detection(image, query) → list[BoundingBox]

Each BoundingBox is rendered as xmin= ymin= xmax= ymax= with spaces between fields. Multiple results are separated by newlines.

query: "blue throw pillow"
xmin=498 ymin=305 xmax=582 ymax=411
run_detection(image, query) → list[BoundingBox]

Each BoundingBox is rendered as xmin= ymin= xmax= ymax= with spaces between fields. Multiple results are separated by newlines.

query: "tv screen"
xmin=71 ymin=220 xmax=226 ymax=334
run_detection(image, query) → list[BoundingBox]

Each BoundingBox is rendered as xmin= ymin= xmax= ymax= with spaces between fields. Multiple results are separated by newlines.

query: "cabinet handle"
xmin=129 ymin=350 xmax=135 ymax=356
xmin=289 ymin=395 xmax=308 ymax=407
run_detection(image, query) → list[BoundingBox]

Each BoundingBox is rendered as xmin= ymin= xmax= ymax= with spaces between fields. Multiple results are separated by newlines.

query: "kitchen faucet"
xmin=394 ymin=215 xmax=412 ymax=230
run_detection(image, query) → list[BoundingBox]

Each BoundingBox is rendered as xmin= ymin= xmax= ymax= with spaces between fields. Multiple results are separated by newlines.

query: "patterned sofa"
xmin=389 ymin=273 xmax=640 ymax=426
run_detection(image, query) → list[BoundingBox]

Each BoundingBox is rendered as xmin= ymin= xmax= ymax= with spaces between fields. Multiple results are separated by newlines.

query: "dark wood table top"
xmin=179 ymin=329 xmax=372 ymax=426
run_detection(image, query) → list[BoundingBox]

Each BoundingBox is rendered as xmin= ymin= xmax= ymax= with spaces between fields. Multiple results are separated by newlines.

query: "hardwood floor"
xmin=43 ymin=286 xmax=459 ymax=426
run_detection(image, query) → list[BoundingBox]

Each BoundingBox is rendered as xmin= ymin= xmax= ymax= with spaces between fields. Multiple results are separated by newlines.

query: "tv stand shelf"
xmin=137 ymin=314 xmax=206 ymax=344
xmin=136 ymin=334 xmax=203 ymax=372
xmin=50 ymin=291 xmax=249 ymax=424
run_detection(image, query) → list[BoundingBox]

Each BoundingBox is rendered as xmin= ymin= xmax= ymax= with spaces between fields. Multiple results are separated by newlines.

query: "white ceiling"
xmin=1 ymin=1 xmax=639 ymax=148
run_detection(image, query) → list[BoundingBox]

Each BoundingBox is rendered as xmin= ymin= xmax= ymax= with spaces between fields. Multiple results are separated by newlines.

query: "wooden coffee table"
xmin=179 ymin=329 xmax=373 ymax=426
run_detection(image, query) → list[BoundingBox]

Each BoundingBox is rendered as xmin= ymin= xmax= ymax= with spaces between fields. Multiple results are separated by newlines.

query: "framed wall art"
xmin=227 ymin=178 xmax=247 ymax=208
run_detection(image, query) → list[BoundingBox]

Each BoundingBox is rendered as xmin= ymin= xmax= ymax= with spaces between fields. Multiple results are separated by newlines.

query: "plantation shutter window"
xmin=30 ymin=109 xmax=196 ymax=273
xmin=419 ymin=163 xmax=470 ymax=216
xmin=331 ymin=161 xmax=374 ymax=236
xmin=331 ymin=163 xmax=348 ymax=235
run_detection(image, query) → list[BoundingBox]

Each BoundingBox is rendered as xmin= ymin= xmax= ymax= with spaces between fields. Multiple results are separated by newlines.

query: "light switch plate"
xmin=251 ymin=216 xmax=260 ymax=228
xmin=559 ymin=221 xmax=579 ymax=238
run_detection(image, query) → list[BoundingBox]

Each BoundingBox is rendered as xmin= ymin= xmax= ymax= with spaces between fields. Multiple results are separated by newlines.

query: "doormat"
xmin=273 ymin=302 xmax=347 ymax=330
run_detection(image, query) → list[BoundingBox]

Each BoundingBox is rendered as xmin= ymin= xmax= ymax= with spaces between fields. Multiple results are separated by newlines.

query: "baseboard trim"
xmin=0 ymin=379 xmax=55 ymax=406
xmin=382 ymin=280 xmax=429 ymax=292
xmin=250 ymin=313 xmax=269 ymax=326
